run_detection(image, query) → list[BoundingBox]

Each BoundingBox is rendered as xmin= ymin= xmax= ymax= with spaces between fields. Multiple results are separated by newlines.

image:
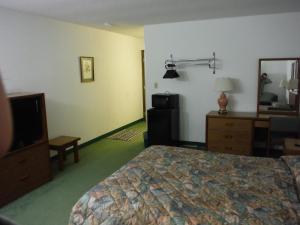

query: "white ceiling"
xmin=0 ymin=0 xmax=299 ymax=38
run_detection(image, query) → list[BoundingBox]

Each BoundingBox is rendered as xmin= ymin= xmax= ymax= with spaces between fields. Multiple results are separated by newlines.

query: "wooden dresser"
xmin=0 ymin=93 xmax=52 ymax=207
xmin=206 ymin=111 xmax=257 ymax=155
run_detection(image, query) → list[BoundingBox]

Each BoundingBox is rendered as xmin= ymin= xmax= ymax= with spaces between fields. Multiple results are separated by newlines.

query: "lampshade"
xmin=214 ymin=77 xmax=233 ymax=92
xmin=163 ymin=69 xmax=180 ymax=79
xmin=279 ymin=79 xmax=288 ymax=88
xmin=287 ymin=79 xmax=298 ymax=90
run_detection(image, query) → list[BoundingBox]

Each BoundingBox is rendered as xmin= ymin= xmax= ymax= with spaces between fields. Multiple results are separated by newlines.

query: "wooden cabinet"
xmin=0 ymin=93 xmax=52 ymax=207
xmin=206 ymin=111 xmax=255 ymax=155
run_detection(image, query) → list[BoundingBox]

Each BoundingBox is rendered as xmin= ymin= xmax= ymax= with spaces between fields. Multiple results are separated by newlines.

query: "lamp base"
xmin=218 ymin=109 xmax=228 ymax=115
xmin=217 ymin=92 xmax=229 ymax=115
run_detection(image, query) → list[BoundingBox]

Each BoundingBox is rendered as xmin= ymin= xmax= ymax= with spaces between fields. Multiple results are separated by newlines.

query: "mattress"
xmin=69 ymin=145 xmax=300 ymax=225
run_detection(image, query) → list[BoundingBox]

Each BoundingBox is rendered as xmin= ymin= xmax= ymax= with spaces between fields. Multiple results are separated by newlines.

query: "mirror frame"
xmin=257 ymin=57 xmax=300 ymax=116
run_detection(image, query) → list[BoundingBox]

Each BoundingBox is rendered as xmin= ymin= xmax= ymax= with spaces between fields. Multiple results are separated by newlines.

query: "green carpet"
xmin=0 ymin=121 xmax=146 ymax=225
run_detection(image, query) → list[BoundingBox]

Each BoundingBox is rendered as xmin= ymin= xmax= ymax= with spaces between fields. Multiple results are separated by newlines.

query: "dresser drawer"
xmin=8 ymin=143 xmax=51 ymax=183
xmin=208 ymin=144 xmax=252 ymax=155
xmin=0 ymin=149 xmax=31 ymax=172
xmin=206 ymin=115 xmax=254 ymax=156
xmin=254 ymin=120 xmax=269 ymax=128
xmin=0 ymin=170 xmax=16 ymax=203
xmin=207 ymin=130 xmax=252 ymax=145
xmin=0 ymin=143 xmax=50 ymax=172
xmin=207 ymin=118 xmax=252 ymax=132
xmin=0 ymin=160 xmax=51 ymax=206
xmin=0 ymin=143 xmax=51 ymax=207
xmin=13 ymin=161 xmax=51 ymax=194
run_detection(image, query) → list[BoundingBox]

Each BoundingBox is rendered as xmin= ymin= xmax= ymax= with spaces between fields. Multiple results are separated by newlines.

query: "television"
xmin=10 ymin=96 xmax=43 ymax=151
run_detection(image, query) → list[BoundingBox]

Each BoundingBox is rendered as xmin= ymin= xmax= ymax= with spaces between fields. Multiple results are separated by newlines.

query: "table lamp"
xmin=279 ymin=79 xmax=288 ymax=88
xmin=214 ymin=77 xmax=233 ymax=114
xmin=287 ymin=78 xmax=298 ymax=90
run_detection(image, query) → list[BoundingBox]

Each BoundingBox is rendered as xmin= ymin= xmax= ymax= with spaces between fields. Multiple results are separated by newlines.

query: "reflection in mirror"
xmin=258 ymin=58 xmax=299 ymax=115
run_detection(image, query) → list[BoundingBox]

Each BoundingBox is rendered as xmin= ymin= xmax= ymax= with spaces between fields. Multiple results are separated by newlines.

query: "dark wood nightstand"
xmin=49 ymin=136 xmax=81 ymax=170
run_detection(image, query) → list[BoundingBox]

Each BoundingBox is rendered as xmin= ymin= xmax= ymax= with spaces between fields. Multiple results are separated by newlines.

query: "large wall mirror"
xmin=257 ymin=58 xmax=300 ymax=116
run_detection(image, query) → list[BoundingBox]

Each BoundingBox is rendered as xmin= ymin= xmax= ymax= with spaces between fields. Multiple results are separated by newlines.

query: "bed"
xmin=69 ymin=145 xmax=300 ymax=225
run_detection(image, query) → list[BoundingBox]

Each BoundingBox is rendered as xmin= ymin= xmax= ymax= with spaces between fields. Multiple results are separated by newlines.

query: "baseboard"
xmin=143 ymin=131 xmax=206 ymax=150
xmin=50 ymin=118 xmax=145 ymax=160
xmin=79 ymin=118 xmax=145 ymax=149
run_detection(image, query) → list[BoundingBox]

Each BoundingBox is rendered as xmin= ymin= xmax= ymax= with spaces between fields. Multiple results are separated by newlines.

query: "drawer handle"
xmin=18 ymin=159 xmax=27 ymax=164
xmin=224 ymin=135 xmax=233 ymax=139
xmin=225 ymin=123 xmax=234 ymax=126
xmin=225 ymin=146 xmax=232 ymax=150
xmin=19 ymin=175 xmax=30 ymax=181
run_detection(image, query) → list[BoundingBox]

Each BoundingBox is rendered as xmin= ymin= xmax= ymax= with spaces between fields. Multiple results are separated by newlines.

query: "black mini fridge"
xmin=147 ymin=93 xmax=179 ymax=146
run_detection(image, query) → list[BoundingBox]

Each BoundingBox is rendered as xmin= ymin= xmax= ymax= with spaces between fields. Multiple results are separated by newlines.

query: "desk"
xmin=206 ymin=111 xmax=270 ymax=156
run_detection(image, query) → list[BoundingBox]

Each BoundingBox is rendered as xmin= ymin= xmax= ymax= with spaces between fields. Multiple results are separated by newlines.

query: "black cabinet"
xmin=147 ymin=94 xmax=179 ymax=146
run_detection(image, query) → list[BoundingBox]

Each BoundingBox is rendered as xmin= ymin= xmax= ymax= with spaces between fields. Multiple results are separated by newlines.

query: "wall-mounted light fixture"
xmin=163 ymin=52 xmax=216 ymax=79
xmin=163 ymin=55 xmax=180 ymax=79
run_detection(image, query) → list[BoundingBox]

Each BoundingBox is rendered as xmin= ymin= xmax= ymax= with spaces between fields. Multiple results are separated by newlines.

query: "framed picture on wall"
xmin=79 ymin=56 xmax=94 ymax=82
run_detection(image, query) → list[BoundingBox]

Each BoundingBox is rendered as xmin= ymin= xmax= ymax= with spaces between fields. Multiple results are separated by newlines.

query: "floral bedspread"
xmin=69 ymin=145 xmax=300 ymax=225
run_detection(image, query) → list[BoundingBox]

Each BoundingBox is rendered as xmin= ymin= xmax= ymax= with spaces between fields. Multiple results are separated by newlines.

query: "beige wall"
xmin=0 ymin=7 xmax=144 ymax=143
xmin=144 ymin=12 xmax=300 ymax=142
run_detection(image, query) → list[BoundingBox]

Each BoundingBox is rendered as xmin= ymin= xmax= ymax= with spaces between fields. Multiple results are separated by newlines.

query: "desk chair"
xmin=268 ymin=117 xmax=300 ymax=157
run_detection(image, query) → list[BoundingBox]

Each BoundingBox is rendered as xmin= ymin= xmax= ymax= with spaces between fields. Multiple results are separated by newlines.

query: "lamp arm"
xmin=164 ymin=52 xmax=216 ymax=74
